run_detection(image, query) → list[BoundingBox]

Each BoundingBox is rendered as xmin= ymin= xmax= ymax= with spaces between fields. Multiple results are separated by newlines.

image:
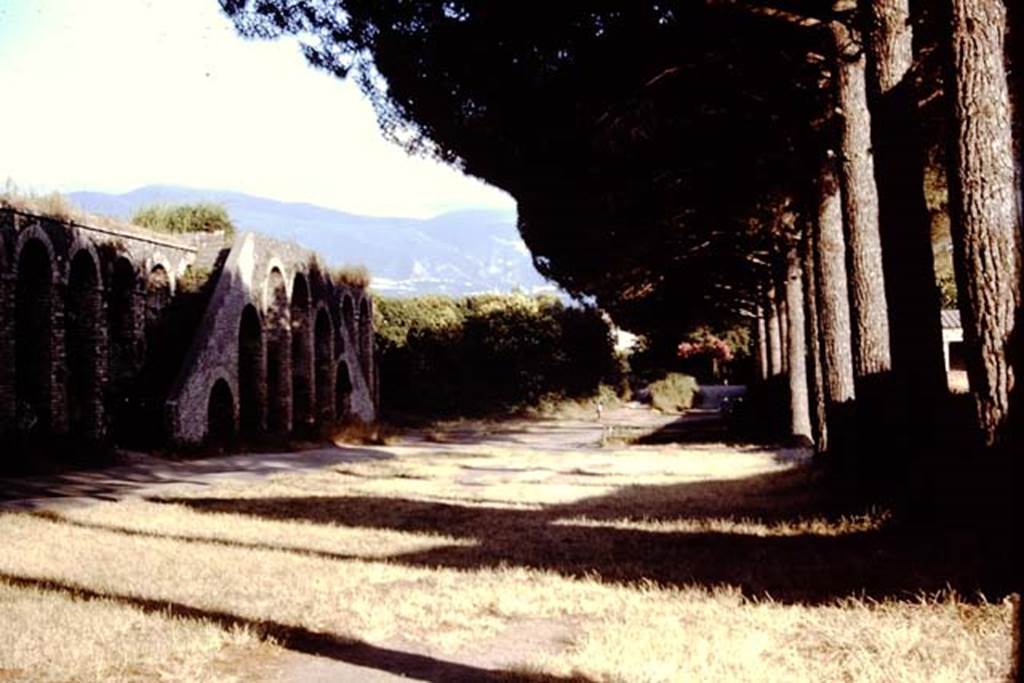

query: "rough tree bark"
xmin=867 ymin=0 xmax=948 ymax=411
xmin=815 ymin=159 xmax=857 ymax=409
xmin=831 ymin=17 xmax=893 ymax=379
xmin=803 ymin=227 xmax=829 ymax=453
xmin=786 ymin=243 xmax=813 ymax=442
xmin=946 ymin=0 xmax=1023 ymax=447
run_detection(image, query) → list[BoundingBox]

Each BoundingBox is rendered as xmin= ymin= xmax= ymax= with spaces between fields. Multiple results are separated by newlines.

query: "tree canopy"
xmin=220 ymin=1 xmax=833 ymax=339
xmin=220 ymin=0 xmax=1022 ymax=456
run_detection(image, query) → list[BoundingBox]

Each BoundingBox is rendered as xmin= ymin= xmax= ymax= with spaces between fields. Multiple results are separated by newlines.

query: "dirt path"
xmin=0 ymin=404 xmax=686 ymax=511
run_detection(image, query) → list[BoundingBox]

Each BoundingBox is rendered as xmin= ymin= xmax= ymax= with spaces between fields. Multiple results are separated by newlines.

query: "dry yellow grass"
xmin=0 ymin=437 xmax=1014 ymax=681
xmin=0 ymin=582 xmax=273 ymax=682
xmin=0 ymin=180 xmax=186 ymax=240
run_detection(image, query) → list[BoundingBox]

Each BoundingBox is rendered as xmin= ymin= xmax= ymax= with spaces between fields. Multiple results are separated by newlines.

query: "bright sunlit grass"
xmin=0 ymin=433 xmax=1014 ymax=681
xmin=0 ymin=581 xmax=275 ymax=682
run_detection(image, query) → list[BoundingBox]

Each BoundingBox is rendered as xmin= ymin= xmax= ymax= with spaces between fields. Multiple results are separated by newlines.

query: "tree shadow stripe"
xmin=0 ymin=572 xmax=590 ymax=683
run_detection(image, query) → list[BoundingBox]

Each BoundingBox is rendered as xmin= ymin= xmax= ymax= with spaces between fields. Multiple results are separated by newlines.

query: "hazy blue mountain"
xmin=68 ymin=185 xmax=555 ymax=297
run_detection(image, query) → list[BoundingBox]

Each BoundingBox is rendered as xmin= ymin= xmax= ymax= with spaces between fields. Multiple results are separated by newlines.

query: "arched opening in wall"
xmin=290 ymin=273 xmax=312 ymax=434
xmin=335 ymin=360 xmax=353 ymax=422
xmin=206 ymin=379 xmax=235 ymax=448
xmin=314 ymin=308 xmax=334 ymax=426
xmin=145 ymin=265 xmax=171 ymax=338
xmin=66 ymin=250 xmax=104 ymax=440
xmin=238 ymin=304 xmax=264 ymax=439
xmin=15 ymin=239 xmax=54 ymax=434
xmin=266 ymin=268 xmax=290 ymax=433
xmin=358 ymin=297 xmax=372 ymax=380
xmin=107 ymin=257 xmax=136 ymax=390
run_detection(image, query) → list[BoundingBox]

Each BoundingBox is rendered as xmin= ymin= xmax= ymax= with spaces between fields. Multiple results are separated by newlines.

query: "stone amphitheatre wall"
xmin=0 ymin=206 xmax=376 ymax=460
xmin=0 ymin=208 xmax=195 ymax=446
xmin=166 ymin=230 xmax=377 ymax=445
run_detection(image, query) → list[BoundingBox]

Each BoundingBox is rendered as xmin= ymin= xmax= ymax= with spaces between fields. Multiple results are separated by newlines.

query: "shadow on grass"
xmin=0 ymin=572 xmax=591 ymax=683
xmin=630 ymin=411 xmax=733 ymax=445
xmin=149 ymin=465 xmax=1014 ymax=606
xmin=0 ymin=444 xmax=393 ymax=508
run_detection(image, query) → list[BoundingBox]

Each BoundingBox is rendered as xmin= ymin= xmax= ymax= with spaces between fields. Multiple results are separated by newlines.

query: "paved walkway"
xmin=0 ymin=445 xmax=391 ymax=511
xmin=1 ymin=401 xmax=704 ymax=511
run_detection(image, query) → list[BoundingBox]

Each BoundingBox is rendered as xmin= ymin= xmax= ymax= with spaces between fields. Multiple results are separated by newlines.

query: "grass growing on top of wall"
xmin=131 ymin=202 xmax=236 ymax=236
xmin=374 ymin=293 xmax=622 ymax=419
xmin=331 ymin=264 xmax=371 ymax=289
xmin=1 ymin=179 xmax=110 ymax=226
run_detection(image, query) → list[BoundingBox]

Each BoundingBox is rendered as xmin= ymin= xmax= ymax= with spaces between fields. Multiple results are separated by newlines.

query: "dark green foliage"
xmin=131 ymin=203 xmax=236 ymax=236
xmin=219 ymin=1 xmax=822 ymax=345
xmin=374 ymin=293 xmax=619 ymax=418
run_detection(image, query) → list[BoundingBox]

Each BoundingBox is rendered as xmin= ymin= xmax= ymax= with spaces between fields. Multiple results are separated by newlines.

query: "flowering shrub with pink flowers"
xmin=676 ymin=334 xmax=734 ymax=362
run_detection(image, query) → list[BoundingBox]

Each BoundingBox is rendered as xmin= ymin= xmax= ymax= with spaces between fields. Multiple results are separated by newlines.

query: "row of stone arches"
xmin=10 ymin=231 xmax=175 ymax=443
xmin=205 ymin=267 xmax=367 ymax=444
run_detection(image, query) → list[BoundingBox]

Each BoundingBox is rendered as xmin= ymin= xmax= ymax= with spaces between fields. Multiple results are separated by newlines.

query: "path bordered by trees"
xmin=218 ymin=0 xmax=1020 ymax=555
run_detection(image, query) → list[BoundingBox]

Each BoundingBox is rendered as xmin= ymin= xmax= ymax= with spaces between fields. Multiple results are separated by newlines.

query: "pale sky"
xmin=0 ymin=0 xmax=515 ymax=218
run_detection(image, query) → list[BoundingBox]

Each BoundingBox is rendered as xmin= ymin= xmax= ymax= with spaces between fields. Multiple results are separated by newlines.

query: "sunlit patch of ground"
xmin=0 ymin=420 xmax=1014 ymax=681
xmin=0 ymin=581 xmax=275 ymax=682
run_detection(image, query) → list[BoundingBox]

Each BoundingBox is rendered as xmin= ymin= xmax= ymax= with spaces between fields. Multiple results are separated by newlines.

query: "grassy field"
xmin=0 ymin=424 xmax=1014 ymax=681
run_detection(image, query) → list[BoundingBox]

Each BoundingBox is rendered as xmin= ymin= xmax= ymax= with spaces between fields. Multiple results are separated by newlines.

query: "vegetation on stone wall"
xmin=1 ymin=179 xmax=108 ymax=225
xmin=131 ymin=203 xmax=236 ymax=236
xmin=330 ymin=264 xmax=371 ymax=288
xmin=1 ymin=181 xmax=76 ymax=219
xmin=374 ymin=293 xmax=620 ymax=418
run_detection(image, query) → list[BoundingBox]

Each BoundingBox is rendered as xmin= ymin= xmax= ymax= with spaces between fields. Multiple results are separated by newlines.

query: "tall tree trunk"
xmin=786 ymin=244 xmax=813 ymax=442
xmin=1010 ymin=1 xmax=1022 ymax=205
xmin=815 ymin=158 xmax=857 ymax=414
xmin=778 ymin=290 xmax=790 ymax=374
xmin=766 ymin=288 xmax=784 ymax=376
xmin=946 ymin=0 xmax=1022 ymax=448
xmin=831 ymin=18 xmax=893 ymax=379
xmin=803 ymin=227 xmax=829 ymax=453
xmin=755 ymin=308 xmax=769 ymax=381
xmin=868 ymin=0 xmax=948 ymax=414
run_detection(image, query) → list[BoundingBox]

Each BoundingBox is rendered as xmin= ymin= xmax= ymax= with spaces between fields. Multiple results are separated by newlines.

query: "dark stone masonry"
xmin=0 ymin=206 xmax=377 ymax=460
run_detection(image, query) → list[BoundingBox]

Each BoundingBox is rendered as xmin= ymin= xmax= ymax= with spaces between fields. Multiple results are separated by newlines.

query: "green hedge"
xmin=374 ymin=293 xmax=620 ymax=417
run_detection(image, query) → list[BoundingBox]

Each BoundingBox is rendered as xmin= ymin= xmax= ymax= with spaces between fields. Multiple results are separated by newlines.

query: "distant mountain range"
xmin=68 ymin=185 xmax=556 ymax=298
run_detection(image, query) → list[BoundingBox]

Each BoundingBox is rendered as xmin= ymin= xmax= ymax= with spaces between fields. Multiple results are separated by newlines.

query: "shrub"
xmin=374 ymin=293 xmax=620 ymax=418
xmin=176 ymin=266 xmax=214 ymax=295
xmin=648 ymin=373 xmax=699 ymax=413
xmin=131 ymin=203 xmax=235 ymax=236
